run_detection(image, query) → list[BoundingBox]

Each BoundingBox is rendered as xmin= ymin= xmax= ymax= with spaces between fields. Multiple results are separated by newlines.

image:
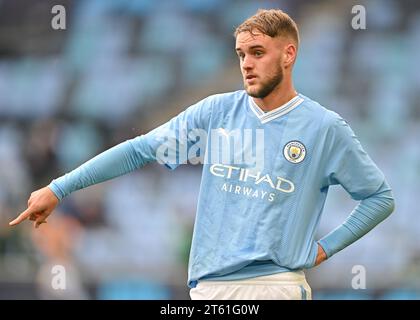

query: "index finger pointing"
xmin=9 ymin=208 xmax=33 ymax=226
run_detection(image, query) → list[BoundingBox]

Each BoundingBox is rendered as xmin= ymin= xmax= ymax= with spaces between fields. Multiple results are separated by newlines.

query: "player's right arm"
xmin=9 ymin=96 xmax=214 ymax=227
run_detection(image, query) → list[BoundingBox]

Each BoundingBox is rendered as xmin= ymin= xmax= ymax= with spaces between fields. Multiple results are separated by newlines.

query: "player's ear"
xmin=283 ymin=43 xmax=297 ymax=68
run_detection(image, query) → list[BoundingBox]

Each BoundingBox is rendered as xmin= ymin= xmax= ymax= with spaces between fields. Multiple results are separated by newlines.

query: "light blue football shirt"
xmin=49 ymin=90 xmax=394 ymax=288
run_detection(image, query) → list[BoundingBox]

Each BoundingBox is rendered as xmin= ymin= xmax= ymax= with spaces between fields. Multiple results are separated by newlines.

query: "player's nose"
xmin=241 ymin=55 xmax=254 ymax=71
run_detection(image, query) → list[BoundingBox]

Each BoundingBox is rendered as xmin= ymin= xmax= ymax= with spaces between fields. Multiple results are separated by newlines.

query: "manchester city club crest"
xmin=283 ymin=141 xmax=306 ymax=164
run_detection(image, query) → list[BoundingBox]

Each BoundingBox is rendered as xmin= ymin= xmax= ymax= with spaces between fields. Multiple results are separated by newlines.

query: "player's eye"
xmin=254 ymin=51 xmax=263 ymax=57
xmin=237 ymin=52 xmax=245 ymax=60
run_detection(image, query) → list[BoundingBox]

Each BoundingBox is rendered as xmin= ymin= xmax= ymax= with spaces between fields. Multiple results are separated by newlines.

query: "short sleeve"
xmin=131 ymin=96 xmax=213 ymax=170
xmin=322 ymin=115 xmax=385 ymax=200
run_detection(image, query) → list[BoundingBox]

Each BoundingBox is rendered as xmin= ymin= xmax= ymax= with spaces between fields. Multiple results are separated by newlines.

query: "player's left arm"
xmin=317 ymin=116 xmax=395 ymax=260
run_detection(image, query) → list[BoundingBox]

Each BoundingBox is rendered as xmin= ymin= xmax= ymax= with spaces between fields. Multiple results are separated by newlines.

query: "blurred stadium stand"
xmin=0 ymin=0 xmax=419 ymax=299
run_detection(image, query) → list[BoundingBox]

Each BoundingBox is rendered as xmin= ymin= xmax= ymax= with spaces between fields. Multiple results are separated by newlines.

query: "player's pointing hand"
xmin=9 ymin=186 xmax=59 ymax=228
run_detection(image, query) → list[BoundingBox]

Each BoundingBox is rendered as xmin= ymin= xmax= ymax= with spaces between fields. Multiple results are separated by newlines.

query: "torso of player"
xmin=202 ymin=91 xmax=327 ymax=205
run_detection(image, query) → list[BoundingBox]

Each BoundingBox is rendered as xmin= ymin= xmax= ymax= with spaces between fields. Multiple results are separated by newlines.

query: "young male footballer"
xmin=9 ymin=9 xmax=394 ymax=300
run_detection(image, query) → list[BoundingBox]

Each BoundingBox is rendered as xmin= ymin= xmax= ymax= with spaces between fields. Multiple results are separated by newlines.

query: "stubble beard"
xmin=245 ymin=67 xmax=284 ymax=99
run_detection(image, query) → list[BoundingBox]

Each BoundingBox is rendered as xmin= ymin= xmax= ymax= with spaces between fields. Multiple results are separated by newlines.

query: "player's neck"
xmin=252 ymin=80 xmax=297 ymax=112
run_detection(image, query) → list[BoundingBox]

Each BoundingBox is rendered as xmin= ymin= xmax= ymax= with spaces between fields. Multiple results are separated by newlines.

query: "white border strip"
xmin=260 ymin=97 xmax=304 ymax=123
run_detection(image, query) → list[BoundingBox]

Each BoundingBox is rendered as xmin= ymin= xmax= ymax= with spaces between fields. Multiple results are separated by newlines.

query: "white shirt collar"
xmin=249 ymin=94 xmax=304 ymax=124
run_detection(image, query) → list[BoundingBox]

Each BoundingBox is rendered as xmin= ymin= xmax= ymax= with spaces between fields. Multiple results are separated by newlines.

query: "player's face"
xmin=235 ymin=31 xmax=286 ymax=98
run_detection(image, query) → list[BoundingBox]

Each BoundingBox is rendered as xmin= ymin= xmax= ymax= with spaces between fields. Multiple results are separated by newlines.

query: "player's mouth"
xmin=245 ymin=74 xmax=257 ymax=83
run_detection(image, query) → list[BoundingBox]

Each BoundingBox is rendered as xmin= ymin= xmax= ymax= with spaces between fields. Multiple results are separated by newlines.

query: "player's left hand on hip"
xmin=314 ymin=243 xmax=327 ymax=266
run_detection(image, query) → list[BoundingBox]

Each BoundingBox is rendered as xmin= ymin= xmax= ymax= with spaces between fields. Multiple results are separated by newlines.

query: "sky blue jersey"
xmin=49 ymin=90 xmax=394 ymax=288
